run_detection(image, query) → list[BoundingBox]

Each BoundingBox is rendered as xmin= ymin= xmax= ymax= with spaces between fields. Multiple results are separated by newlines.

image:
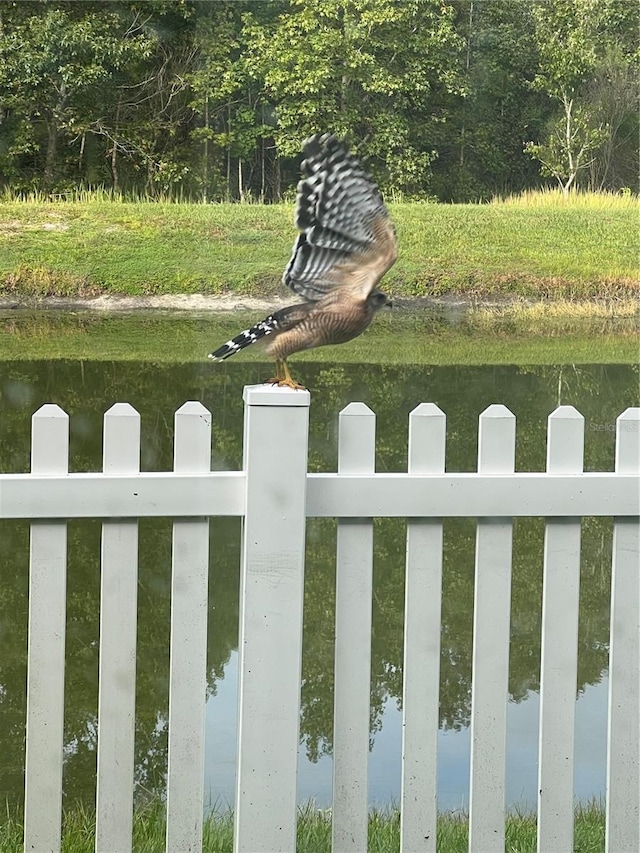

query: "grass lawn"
xmin=0 ymin=191 xmax=638 ymax=301
xmin=0 ymin=801 xmax=607 ymax=852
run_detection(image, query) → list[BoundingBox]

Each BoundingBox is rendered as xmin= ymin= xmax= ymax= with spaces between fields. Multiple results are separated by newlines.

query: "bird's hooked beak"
xmin=386 ymin=300 xmax=393 ymax=308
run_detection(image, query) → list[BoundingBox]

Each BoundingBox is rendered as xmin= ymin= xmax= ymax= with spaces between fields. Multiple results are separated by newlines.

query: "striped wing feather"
xmin=283 ymin=134 xmax=397 ymax=302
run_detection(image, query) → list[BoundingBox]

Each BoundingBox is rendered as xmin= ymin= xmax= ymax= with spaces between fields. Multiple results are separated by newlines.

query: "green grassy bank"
xmin=1 ymin=308 xmax=637 ymax=364
xmin=0 ymin=191 xmax=637 ymax=301
xmin=0 ymin=801 xmax=607 ymax=853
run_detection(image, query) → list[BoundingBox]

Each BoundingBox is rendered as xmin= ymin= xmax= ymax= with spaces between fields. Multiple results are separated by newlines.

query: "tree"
xmin=243 ymin=0 xmax=463 ymax=197
xmin=437 ymin=0 xmax=545 ymax=201
xmin=187 ymin=2 xmax=280 ymax=202
xmin=586 ymin=44 xmax=639 ymax=190
xmin=525 ymin=0 xmax=638 ymax=193
xmin=84 ymin=1 xmax=200 ymax=196
xmin=524 ymin=94 xmax=607 ymax=195
xmin=0 ymin=2 xmax=153 ymax=188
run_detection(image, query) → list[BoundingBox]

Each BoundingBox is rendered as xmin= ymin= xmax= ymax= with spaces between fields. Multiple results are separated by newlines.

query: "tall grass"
xmin=0 ymin=186 xmax=196 ymax=205
xmin=3 ymin=185 xmax=637 ymax=209
xmin=0 ymin=801 xmax=608 ymax=853
xmin=493 ymin=187 xmax=638 ymax=209
xmin=0 ymin=186 xmax=285 ymax=205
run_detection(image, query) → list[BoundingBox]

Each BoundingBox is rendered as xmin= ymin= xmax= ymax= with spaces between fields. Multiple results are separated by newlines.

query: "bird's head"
xmin=367 ymin=290 xmax=392 ymax=310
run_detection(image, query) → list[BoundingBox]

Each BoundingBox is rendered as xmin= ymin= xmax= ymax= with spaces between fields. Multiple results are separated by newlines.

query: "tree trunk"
xmin=202 ymin=92 xmax=209 ymax=203
xmin=226 ymin=99 xmax=232 ymax=200
xmin=272 ymin=146 xmax=281 ymax=201
xmin=78 ymin=132 xmax=86 ymax=173
xmin=110 ymin=98 xmax=122 ymax=193
xmin=459 ymin=0 xmax=474 ymax=173
xmin=111 ymin=143 xmax=119 ymax=194
xmin=238 ymin=157 xmax=244 ymax=202
xmin=563 ymin=93 xmax=574 ymax=195
xmin=44 ymin=117 xmax=58 ymax=187
xmin=260 ymin=114 xmax=265 ymax=202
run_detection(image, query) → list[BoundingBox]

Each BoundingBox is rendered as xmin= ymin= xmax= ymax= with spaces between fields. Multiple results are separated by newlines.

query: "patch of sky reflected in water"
xmin=203 ymin=653 xmax=608 ymax=814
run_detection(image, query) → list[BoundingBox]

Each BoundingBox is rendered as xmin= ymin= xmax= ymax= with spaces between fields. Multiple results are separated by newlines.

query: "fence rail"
xmin=1 ymin=384 xmax=638 ymax=853
xmin=3 ymin=471 xmax=638 ymax=519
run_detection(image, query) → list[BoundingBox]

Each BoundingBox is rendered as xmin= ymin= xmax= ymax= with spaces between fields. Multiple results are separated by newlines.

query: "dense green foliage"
xmin=0 ymin=0 xmax=637 ymax=201
xmin=1 ymin=193 xmax=637 ymax=299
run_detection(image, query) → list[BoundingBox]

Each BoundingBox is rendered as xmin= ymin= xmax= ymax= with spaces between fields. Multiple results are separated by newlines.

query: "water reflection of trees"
xmin=0 ymin=359 xmax=635 ymax=804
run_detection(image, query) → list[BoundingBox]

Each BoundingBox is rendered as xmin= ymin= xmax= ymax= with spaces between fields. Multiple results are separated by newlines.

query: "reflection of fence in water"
xmin=1 ymin=386 xmax=638 ymax=853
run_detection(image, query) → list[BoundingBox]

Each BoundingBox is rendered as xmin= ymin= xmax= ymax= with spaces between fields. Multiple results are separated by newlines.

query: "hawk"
xmin=208 ymin=133 xmax=398 ymax=389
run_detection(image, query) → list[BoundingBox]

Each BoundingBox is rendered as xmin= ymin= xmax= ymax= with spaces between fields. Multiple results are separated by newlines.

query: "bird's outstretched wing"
xmin=283 ymin=134 xmax=397 ymax=302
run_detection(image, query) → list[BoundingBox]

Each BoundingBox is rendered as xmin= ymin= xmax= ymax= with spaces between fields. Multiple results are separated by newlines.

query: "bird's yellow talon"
xmin=264 ymin=361 xmax=306 ymax=390
xmin=273 ymin=378 xmax=306 ymax=391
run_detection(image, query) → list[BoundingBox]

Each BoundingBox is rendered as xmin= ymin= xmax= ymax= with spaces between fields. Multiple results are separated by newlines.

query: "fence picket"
xmin=468 ymin=405 xmax=516 ymax=853
xmin=606 ymin=407 xmax=640 ymax=853
xmin=96 ymin=404 xmax=141 ymax=853
xmin=537 ymin=406 xmax=584 ymax=853
xmin=234 ymin=386 xmax=310 ymax=853
xmin=401 ymin=404 xmax=446 ymax=853
xmin=24 ymin=405 xmax=69 ymax=853
xmin=332 ymin=403 xmax=376 ymax=853
xmin=166 ymin=402 xmax=212 ymax=853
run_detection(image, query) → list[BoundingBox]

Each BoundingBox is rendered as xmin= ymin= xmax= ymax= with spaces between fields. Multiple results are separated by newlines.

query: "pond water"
xmin=0 ymin=327 xmax=638 ymax=815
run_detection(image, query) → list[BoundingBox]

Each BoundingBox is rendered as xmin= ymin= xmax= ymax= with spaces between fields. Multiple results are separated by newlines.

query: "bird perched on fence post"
xmin=208 ymin=133 xmax=398 ymax=390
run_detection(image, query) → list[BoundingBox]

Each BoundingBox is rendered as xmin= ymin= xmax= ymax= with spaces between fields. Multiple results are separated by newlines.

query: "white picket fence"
xmin=1 ymin=384 xmax=639 ymax=853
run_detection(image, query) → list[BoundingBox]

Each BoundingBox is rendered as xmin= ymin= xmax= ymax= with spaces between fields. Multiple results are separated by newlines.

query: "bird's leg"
xmin=280 ymin=359 xmax=307 ymax=390
xmin=265 ymin=359 xmax=306 ymax=391
xmin=265 ymin=359 xmax=285 ymax=385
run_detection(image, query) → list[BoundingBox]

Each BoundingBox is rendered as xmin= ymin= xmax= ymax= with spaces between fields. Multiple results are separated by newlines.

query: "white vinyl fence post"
xmin=24 ymin=405 xmax=69 ymax=853
xmin=234 ymin=385 xmax=310 ymax=853
xmin=96 ymin=404 xmax=141 ymax=853
xmin=537 ymin=406 xmax=584 ymax=853
xmin=606 ymin=407 xmax=640 ymax=853
xmin=332 ymin=402 xmax=376 ymax=853
xmin=166 ymin=401 xmax=212 ymax=853
xmin=468 ymin=405 xmax=515 ymax=853
xmin=401 ymin=404 xmax=446 ymax=853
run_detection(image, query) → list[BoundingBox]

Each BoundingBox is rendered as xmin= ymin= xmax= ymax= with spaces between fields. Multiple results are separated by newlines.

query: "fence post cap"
xmin=479 ymin=404 xmax=514 ymax=420
xmin=32 ymin=403 xmax=67 ymax=420
xmin=175 ymin=400 xmax=211 ymax=417
xmin=617 ymin=407 xmax=640 ymax=422
xmin=104 ymin=402 xmax=139 ymax=417
xmin=548 ymin=405 xmax=583 ymax=420
xmin=243 ymin=383 xmax=310 ymax=407
xmin=409 ymin=402 xmax=445 ymax=418
xmin=340 ymin=401 xmax=374 ymax=417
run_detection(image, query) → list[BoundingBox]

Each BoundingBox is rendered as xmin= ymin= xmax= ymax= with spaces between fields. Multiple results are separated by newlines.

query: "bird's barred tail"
xmin=208 ymin=315 xmax=280 ymax=361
